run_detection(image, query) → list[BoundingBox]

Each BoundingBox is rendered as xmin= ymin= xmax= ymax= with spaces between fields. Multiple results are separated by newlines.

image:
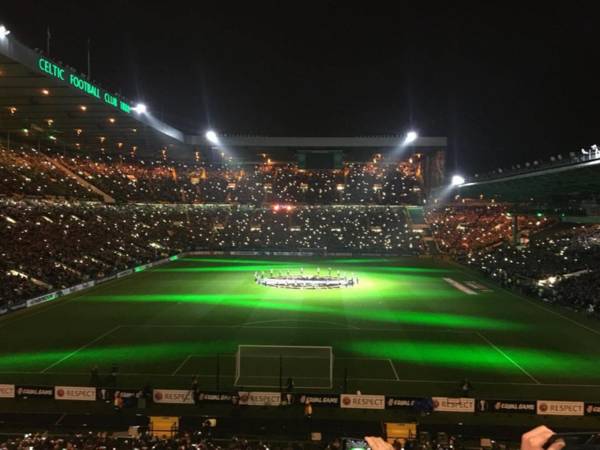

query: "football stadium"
xmin=2 ymin=6 xmax=600 ymax=449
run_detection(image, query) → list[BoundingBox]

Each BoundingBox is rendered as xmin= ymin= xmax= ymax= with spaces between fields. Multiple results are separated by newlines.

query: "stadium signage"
xmin=238 ymin=391 xmax=282 ymax=406
xmin=585 ymin=403 xmax=600 ymax=416
xmin=97 ymin=388 xmax=140 ymax=407
xmin=298 ymin=394 xmax=339 ymax=407
xmin=478 ymin=399 xmax=536 ymax=414
xmin=15 ymin=385 xmax=54 ymax=399
xmin=54 ymin=385 xmax=96 ymax=401
xmin=153 ymin=389 xmax=195 ymax=404
xmin=38 ymin=57 xmax=64 ymax=79
xmin=432 ymin=397 xmax=475 ymax=413
xmin=537 ymin=400 xmax=584 ymax=416
xmin=197 ymin=392 xmax=234 ymax=403
xmin=26 ymin=292 xmax=58 ymax=308
xmin=340 ymin=394 xmax=385 ymax=410
xmin=0 ymin=384 xmax=15 ymax=398
xmin=36 ymin=57 xmax=131 ymax=113
xmin=10 ymin=302 xmax=27 ymax=311
xmin=386 ymin=396 xmax=421 ymax=409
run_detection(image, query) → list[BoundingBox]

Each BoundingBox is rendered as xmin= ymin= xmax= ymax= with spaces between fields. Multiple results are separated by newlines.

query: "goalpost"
xmin=234 ymin=345 xmax=333 ymax=389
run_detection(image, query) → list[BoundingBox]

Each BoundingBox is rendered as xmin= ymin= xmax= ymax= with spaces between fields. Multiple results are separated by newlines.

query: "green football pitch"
xmin=2 ymin=256 xmax=600 ymax=401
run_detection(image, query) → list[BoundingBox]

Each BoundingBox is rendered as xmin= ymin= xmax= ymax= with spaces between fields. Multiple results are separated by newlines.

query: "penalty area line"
xmin=40 ymin=325 xmax=122 ymax=374
xmin=476 ymin=331 xmax=541 ymax=385
xmin=171 ymin=354 xmax=194 ymax=376
xmin=388 ymin=359 xmax=400 ymax=381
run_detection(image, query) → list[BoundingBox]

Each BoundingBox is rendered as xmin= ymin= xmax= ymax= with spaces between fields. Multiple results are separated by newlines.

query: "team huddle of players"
xmin=254 ymin=268 xmax=359 ymax=289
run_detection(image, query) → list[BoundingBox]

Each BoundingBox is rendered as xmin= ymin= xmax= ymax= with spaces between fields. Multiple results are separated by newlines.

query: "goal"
xmin=234 ymin=345 xmax=333 ymax=389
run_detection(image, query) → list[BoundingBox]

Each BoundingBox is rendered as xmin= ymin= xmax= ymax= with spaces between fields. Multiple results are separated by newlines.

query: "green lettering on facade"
xmin=38 ymin=57 xmax=64 ymax=80
xmin=104 ymin=93 xmax=117 ymax=107
xmin=119 ymin=101 xmax=131 ymax=113
xmin=38 ymin=57 xmax=128 ymax=112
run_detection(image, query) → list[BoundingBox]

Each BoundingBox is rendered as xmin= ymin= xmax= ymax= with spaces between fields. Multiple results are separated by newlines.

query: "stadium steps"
xmin=46 ymin=156 xmax=115 ymax=203
xmin=405 ymin=206 xmax=427 ymax=225
xmin=405 ymin=206 xmax=438 ymax=255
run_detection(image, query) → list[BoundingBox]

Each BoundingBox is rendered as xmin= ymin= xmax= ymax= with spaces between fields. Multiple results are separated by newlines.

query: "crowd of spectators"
xmin=0 ymin=430 xmax=468 ymax=450
xmin=429 ymin=202 xmax=600 ymax=315
xmin=0 ymin=431 xmax=320 ymax=450
xmin=465 ymin=224 xmax=600 ymax=314
xmin=427 ymin=202 xmax=550 ymax=255
xmin=50 ymin=154 xmax=423 ymax=205
xmin=0 ymin=199 xmax=423 ymax=306
xmin=0 ymin=147 xmax=99 ymax=200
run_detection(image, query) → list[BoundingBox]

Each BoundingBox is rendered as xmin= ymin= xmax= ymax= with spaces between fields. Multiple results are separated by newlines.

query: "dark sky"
xmin=1 ymin=2 xmax=599 ymax=174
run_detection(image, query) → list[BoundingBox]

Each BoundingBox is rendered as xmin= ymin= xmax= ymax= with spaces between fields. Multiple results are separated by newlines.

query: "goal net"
xmin=234 ymin=345 xmax=333 ymax=389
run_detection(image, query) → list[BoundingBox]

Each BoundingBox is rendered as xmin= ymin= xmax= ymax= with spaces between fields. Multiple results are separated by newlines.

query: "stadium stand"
xmin=1 ymin=147 xmax=423 ymax=205
xmin=0 ymin=147 xmax=100 ymax=200
xmin=465 ymin=223 xmax=600 ymax=314
xmin=50 ymin=154 xmax=422 ymax=205
xmin=427 ymin=203 xmax=551 ymax=255
xmin=428 ymin=200 xmax=600 ymax=317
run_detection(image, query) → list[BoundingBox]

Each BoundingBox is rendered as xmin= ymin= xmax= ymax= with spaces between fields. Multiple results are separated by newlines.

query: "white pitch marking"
xmin=388 ymin=359 xmax=400 ymax=381
xmin=40 ymin=325 xmax=122 ymax=373
xmin=243 ymin=318 xmax=361 ymax=330
xmin=171 ymin=354 xmax=194 ymax=376
xmin=476 ymin=332 xmax=541 ymax=384
xmin=443 ymin=278 xmax=477 ymax=295
xmin=518 ymin=296 xmax=600 ymax=337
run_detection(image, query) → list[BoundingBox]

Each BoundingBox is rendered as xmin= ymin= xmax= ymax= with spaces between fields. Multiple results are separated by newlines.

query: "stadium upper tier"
xmin=0 ymin=146 xmax=426 ymax=205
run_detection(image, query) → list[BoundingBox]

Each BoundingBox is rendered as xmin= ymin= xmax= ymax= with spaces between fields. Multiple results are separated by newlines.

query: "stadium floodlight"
xmin=133 ymin=103 xmax=147 ymax=114
xmin=205 ymin=130 xmax=220 ymax=145
xmin=403 ymin=130 xmax=418 ymax=145
xmin=0 ymin=25 xmax=10 ymax=39
xmin=451 ymin=174 xmax=466 ymax=186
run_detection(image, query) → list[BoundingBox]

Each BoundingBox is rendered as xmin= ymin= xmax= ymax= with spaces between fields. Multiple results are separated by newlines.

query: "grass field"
xmin=2 ymin=256 xmax=600 ymax=401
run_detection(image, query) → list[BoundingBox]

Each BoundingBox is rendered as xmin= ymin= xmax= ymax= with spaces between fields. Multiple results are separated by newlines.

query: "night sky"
xmin=1 ymin=2 xmax=599 ymax=174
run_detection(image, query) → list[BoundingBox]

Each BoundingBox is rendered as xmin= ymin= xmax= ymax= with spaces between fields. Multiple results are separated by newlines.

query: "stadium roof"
xmin=189 ymin=135 xmax=447 ymax=148
xmin=0 ymin=29 xmax=446 ymax=159
xmin=0 ymin=31 xmax=188 ymax=155
xmin=457 ymin=155 xmax=600 ymax=203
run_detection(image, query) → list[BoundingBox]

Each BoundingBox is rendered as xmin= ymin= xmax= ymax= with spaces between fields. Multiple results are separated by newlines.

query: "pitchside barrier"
xmin=234 ymin=345 xmax=334 ymax=389
xmin=0 ymin=384 xmax=597 ymax=417
xmin=1 ymin=254 xmax=183 ymax=317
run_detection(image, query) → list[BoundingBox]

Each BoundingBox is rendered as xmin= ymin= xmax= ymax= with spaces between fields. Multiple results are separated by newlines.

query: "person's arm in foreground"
xmin=366 ymin=426 xmax=565 ymax=450
xmin=522 ymin=426 xmax=565 ymax=450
